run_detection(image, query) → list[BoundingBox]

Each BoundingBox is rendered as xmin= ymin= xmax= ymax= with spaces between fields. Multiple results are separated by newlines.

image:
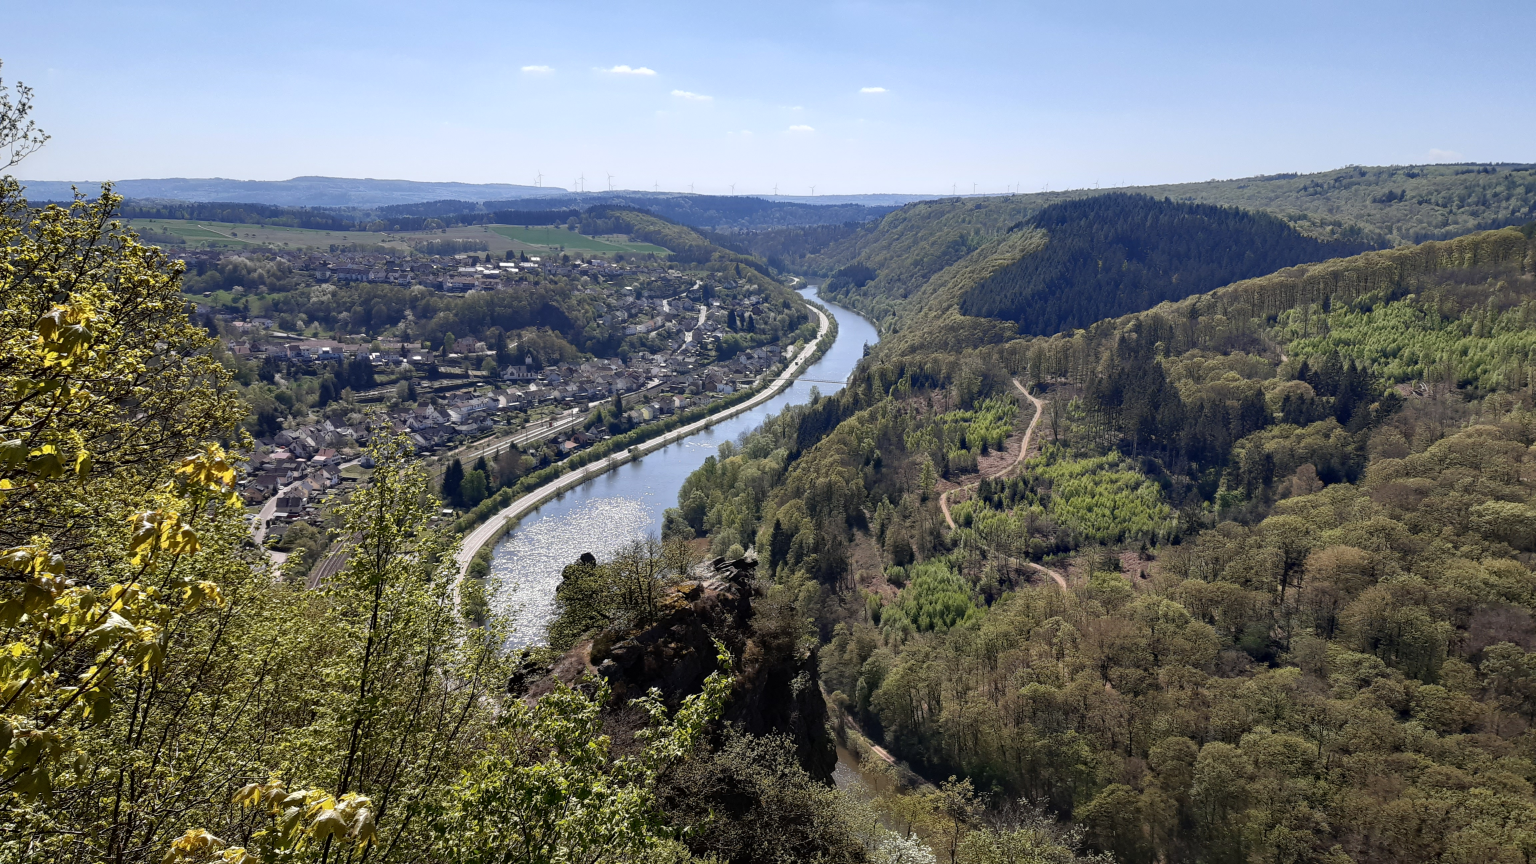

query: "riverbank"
xmin=453 ymin=298 xmax=834 ymax=578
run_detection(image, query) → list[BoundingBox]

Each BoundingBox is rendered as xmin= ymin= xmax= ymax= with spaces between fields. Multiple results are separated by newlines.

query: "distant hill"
xmin=19 ymin=178 xmax=902 ymax=232
xmin=789 ymin=163 xmax=1536 ymax=328
xmin=958 ymin=194 xmax=1372 ymax=335
xmin=18 ymin=175 xmax=566 ymax=207
xmin=376 ymin=194 xmax=899 ymax=231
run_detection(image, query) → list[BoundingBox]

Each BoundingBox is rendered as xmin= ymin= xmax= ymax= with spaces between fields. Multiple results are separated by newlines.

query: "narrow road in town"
xmin=684 ymin=295 xmax=708 ymax=343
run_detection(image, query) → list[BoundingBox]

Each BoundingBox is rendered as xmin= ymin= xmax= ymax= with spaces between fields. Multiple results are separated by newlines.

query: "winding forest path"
xmin=939 ymin=380 xmax=1045 ymax=530
xmin=938 ymin=381 xmax=1069 ymax=593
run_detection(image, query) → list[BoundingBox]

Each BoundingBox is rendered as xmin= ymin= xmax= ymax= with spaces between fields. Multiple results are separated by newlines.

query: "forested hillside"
xmin=957 ymin=194 xmax=1371 ymax=335
xmin=665 ymin=223 xmax=1536 ymax=863
xmin=746 ymin=164 xmax=1536 ymax=330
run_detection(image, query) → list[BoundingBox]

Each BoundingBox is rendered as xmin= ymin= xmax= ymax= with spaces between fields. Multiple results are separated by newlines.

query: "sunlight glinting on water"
xmin=489 ymin=496 xmax=653 ymax=647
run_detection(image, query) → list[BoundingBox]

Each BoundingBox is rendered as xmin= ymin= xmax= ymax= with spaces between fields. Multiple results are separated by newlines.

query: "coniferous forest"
xmin=957 ymin=194 xmax=1374 ymax=334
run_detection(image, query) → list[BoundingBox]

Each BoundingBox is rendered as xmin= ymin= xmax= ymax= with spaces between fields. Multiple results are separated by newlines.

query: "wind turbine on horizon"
xmin=607 ymin=172 xmax=615 ymax=192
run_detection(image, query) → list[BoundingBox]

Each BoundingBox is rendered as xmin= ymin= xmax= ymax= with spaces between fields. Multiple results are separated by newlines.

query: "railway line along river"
xmin=487 ymin=287 xmax=879 ymax=646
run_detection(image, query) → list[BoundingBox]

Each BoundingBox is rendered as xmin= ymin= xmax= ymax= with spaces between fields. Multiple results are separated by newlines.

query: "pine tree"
xmin=767 ymin=518 xmax=792 ymax=575
xmin=442 ymin=458 xmax=465 ymax=506
xmin=317 ymin=375 xmax=338 ymax=407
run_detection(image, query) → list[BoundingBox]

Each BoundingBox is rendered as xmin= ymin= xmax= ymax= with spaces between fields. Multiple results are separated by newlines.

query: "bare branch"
xmin=0 ymin=59 xmax=50 ymax=171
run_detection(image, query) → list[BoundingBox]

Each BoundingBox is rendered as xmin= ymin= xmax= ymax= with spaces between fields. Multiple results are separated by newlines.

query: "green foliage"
xmin=273 ymin=519 xmax=327 ymax=573
xmin=883 ymin=561 xmax=978 ymax=635
xmin=546 ymin=538 xmax=697 ymax=651
xmin=1030 ymin=447 xmax=1176 ymax=545
xmin=658 ymin=731 xmax=867 ymax=864
xmin=581 ymin=207 xmax=783 ymax=290
xmin=462 ymin=468 xmax=489 ymax=505
xmin=0 ymin=179 xmax=248 ymax=809
xmin=675 ymin=208 xmax=1536 ymax=864
xmin=408 ymin=237 xmax=489 ymax=255
xmin=438 ymin=645 xmax=734 ymax=864
xmin=774 ymin=169 xmax=1536 ymax=357
xmin=1280 ymin=279 xmax=1536 ymax=391
xmin=904 ymin=397 xmax=1017 ymax=477
xmin=0 ymin=174 xmax=766 ymax=864
xmin=959 ymin=194 xmax=1371 ymax=335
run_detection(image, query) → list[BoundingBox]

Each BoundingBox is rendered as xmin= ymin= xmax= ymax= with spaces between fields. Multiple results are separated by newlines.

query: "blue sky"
xmin=6 ymin=0 xmax=1533 ymax=195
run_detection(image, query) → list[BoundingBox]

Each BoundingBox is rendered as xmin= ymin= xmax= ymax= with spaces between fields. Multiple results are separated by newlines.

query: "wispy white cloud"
xmin=859 ymin=86 xmax=887 ymax=93
xmin=788 ymin=124 xmax=815 ymax=132
xmin=1427 ymin=147 xmax=1464 ymax=162
xmin=521 ymin=65 xmax=552 ymax=74
xmin=671 ymin=89 xmax=712 ymax=102
xmin=602 ymin=65 xmax=657 ymax=76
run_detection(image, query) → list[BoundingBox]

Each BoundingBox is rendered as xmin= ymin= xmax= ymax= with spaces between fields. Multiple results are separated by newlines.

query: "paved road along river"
xmin=487 ymin=287 xmax=879 ymax=646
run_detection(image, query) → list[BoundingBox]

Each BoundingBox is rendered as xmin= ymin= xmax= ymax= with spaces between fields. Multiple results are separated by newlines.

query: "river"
xmin=488 ymin=287 xmax=879 ymax=646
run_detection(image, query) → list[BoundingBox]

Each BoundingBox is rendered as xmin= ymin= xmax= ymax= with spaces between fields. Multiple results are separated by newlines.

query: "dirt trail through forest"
xmin=938 ymin=380 xmax=1068 ymax=593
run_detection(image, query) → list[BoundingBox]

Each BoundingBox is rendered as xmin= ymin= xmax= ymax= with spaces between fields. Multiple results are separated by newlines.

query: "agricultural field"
xmin=127 ymin=217 xmax=671 ymax=257
xmin=489 ymin=225 xmax=669 ymax=255
xmin=128 ymin=219 xmax=404 ymax=250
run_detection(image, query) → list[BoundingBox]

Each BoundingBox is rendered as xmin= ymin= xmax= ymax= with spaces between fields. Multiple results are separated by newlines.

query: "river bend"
xmin=489 ymin=287 xmax=878 ymax=646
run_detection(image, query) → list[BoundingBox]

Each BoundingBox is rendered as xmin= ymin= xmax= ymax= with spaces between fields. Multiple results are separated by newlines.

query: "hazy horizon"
xmin=8 ymin=0 xmax=1535 ymax=196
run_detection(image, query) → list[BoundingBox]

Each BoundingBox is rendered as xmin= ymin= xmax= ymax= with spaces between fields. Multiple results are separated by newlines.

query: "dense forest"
xmin=729 ymin=164 xmax=1536 ymax=331
xmin=957 ymin=194 xmax=1374 ymax=335
xmin=662 ymin=223 xmax=1536 ymax=863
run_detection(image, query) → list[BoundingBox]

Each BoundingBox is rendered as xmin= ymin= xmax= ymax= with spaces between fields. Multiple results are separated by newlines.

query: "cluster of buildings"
xmin=242 ymin=423 xmax=359 ymax=523
xmin=197 ymin=246 xmax=807 ymax=551
xmin=178 ymin=245 xmax=688 ymax=294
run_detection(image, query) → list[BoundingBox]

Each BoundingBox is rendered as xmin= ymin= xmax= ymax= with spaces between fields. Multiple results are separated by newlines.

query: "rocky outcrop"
xmin=544 ymin=557 xmax=837 ymax=781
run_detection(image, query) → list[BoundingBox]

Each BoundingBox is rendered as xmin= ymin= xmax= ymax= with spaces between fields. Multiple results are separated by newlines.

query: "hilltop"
xmin=21 ymin=177 xmax=904 ymax=231
xmin=728 ymin=163 xmax=1536 ymax=329
xmin=958 ymin=194 xmax=1373 ymax=335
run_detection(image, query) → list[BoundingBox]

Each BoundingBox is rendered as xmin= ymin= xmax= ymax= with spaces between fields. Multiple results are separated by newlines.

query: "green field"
xmin=126 ymin=218 xmax=671 ymax=257
xmin=129 ymin=219 xmax=404 ymax=250
xmin=490 ymin=226 xmax=669 ymax=255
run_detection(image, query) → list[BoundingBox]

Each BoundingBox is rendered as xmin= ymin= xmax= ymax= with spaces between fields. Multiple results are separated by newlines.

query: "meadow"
xmin=128 ymin=218 xmax=403 ymax=250
xmin=490 ymin=225 xmax=669 ymax=254
xmin=127 ymin=218 xmax=670 ymax=257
